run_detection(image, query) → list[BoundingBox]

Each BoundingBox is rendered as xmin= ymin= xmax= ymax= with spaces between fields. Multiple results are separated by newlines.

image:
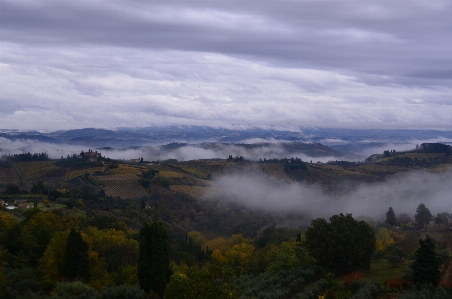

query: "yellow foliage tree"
xmin=204 ymin=234 xmax=251 ymax=254
xmin=225 ymin=243 xmax=255 ymax=268
xmin=210 ymin=249 xmax=228 ymax=265
xmin=84 ymin=227 xmax=139 ymax=286
xmin=187 ymin=231 xmax=207 ymax=246
xmin=21 ymin=211 xmax=64 ymax=266
xmin=376 ymin=227 xmax=395 ymax=252
xmin=38 ymin=230 xmax=70 ymax=283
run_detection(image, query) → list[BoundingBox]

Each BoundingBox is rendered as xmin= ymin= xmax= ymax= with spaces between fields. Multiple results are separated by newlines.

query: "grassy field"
xmin=159 ymin=170 xmax=185 ymax=178
xmin=67 ymin=167 xmax=106 ymax=179
xmin=168 ymin=165 xmax=210 ymax=180
xmin=111 ymin=164 xmax=142 ymax=177
xmin=170 ymin=185 xmax=210 ymax=198
xmin=0 ymin=167 xmax=20 ymax=183
xmin=14 ymin=161 xmax=58 ymax=181
xmin=363 ymin=259 xmax=410 ymax=285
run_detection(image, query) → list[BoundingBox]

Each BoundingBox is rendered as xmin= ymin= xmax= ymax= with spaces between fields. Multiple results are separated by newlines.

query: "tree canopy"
xmin=304 ymin=213 xmax=376 ymax=275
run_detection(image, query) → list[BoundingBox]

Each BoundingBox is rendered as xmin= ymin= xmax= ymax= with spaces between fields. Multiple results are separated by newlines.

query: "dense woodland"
xmin=0 ymin=143 xmax=452 ymax=298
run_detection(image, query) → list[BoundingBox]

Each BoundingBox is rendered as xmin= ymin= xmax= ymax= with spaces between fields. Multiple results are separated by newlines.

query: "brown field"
xmin=95 ymin=175 xmax=147 ymax=199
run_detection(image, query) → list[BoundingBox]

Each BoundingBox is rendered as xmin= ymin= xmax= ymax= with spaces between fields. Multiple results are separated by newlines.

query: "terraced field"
xmin=95 ymin=175 xmax=147 ymax=199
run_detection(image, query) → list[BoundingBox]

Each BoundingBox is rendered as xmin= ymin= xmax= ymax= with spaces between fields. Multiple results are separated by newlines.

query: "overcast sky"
xmin=1 ymin=0 xmax=451 ymax=132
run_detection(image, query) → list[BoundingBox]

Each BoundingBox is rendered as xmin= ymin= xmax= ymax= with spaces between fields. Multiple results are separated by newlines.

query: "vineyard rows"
xmin=95 ymin=176 xmax=148 ymax=199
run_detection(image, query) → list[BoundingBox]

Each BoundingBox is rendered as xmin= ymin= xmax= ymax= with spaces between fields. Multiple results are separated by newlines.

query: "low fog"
xmin=206 ymin=169 xmax=452 ymax=222
xmin=155 ymin=144 xmax=342 ymax=163
xmin=2 ymin=136 xmax=452 ymax=163
xmin=0 ymin=138 xmax=345 ymax=162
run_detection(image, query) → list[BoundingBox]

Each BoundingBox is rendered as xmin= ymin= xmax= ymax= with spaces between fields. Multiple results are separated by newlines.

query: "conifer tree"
xmin=62 ymin=228 xmax=90 ymax=281
xmin=410 ymin=235 xmax=441 ymax=286
xmin=137 ymin=222 xmax=172 ymax=296
xmin=385 ymin=207 xmax=396 ymax=226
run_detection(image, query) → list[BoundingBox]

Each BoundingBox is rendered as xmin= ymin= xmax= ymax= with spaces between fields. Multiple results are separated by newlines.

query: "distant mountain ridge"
xmin=2 ymin=126 xmax=452 ymax=148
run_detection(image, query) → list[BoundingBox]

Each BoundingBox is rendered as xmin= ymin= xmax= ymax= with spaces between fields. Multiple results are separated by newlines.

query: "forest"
xmin=0 ymin=143 xmax=451 ymax=299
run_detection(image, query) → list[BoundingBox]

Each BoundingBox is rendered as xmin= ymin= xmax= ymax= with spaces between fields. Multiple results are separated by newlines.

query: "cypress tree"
xmin=137 ymin=222 xmax=172 ymax=296
xmin=62 ymin=228 xmax=90 ymax=281
xmin=410 ymin=235 xmax=441 ymax=286
xmin=385 ymin=207 xmax=396 ymax=226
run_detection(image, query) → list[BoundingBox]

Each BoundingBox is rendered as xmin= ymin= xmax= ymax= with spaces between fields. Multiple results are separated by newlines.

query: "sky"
xmin=1 ymin=0 xmax=451 ymax=132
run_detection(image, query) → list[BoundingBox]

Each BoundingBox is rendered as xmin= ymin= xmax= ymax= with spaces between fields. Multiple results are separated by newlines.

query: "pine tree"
xmin=410 ymin=235 xmax=441 ymax=286
xmin=385 ymin=207 xmax=396 ymax=226
xmin=62 ymin=228 xmax=90 ymax=281
xmin=137 ymin=222 xmax=172 ymax=296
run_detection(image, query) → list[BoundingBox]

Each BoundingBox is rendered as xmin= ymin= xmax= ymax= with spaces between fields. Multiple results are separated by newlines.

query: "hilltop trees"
xmin=304 ymin=213 xmax=376 ymax=275
xmin=137 ymin=222 xmax=171 ymax=296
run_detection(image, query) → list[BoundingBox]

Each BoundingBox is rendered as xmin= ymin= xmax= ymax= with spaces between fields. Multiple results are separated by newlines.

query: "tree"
xmin=385 ymin=207 xmax=396 ymax=226
xmin=31 ymin=181 xmax=47 ymax=194
xmin=376 ymin=227 xmax=394 ymax=252
xmin=410 ymin=235 xmax=441 ymax=286
xmin=304 ymin=213 xmax=376 ymax=275
xmin=395 ymin=213 xmax=411 ymax=227
xmin=414 ymin=203 xmax=432 ymax=228
xmin=137 ymin=222 xmax=171 ymax=296
xmin=62 ymin=228 xmax=90 ymax=281
xmin=434 ymin=212 xmax=451 ymax=225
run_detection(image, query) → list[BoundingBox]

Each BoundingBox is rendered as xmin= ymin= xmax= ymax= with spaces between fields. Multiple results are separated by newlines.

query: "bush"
xmin=52 ymin=281 xmax=95 ymax=299
xmin=96 ymin=285 xmax=147 ymax=299
xmin=350 ymin=282 xmax=380 ymax=299
xmin=398 ymin=286 xmax=451 ymax=299
xmin=3 ymin=268 xmax=40 ymax=299
xmin=295 ymin=279 xmax=329 ymax=299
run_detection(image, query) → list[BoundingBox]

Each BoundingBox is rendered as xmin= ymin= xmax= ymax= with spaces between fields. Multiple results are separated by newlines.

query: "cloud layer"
xmin=1 ymin=0 xmax=451 ymax=131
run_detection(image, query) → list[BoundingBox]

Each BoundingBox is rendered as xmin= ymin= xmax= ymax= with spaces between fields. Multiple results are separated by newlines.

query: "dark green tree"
xmin=385 ymin=207 xmax=396 ymax=226
xmin=31 ymin=181 xmax=47 ymax=194
xmin=62 ymin=228 xmax=90 ymax=281
xmin=410 ymin=235 xmax=441 ymax=286
xmin=137 ymin=222 xmax=172 ymax=296
xmin=304 ymin=213 xmax=376 ymax=275
xmin=414 ymin=203 xmax=432 ymax=228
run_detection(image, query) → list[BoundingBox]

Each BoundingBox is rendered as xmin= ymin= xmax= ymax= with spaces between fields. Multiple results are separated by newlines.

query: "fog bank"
xmin=207 ymin=169 xmax=452 ymax=221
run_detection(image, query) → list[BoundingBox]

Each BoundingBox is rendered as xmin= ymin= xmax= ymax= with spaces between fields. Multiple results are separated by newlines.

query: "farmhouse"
xmin=14 ymin=199 xmax=27 ymax=208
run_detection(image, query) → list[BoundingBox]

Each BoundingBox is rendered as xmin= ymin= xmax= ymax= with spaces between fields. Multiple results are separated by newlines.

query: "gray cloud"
xmin=1 ymin=0 xmax=451 ymax=131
